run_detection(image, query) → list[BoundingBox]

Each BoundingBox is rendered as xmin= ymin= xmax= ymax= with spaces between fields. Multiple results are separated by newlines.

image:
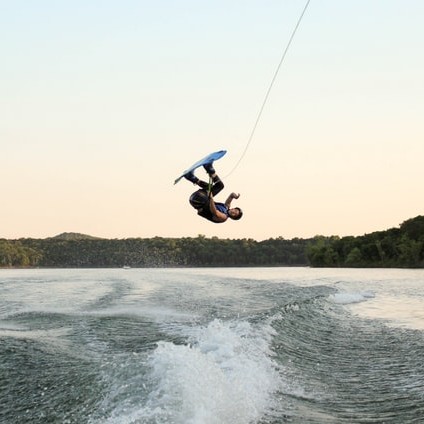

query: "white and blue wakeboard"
xmin=174 ymin=150 xmax=226 ymax=184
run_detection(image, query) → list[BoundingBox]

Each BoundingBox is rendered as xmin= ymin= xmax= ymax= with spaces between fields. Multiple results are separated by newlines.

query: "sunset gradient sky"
xmin=1 ymin=0 xmax=423 ymax=240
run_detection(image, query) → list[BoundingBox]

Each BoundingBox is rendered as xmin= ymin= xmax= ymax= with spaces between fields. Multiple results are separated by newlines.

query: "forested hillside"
xmin=306 ymin=216 xmax=424 ymax=268
xmin=0 ymin=235 xmax=309 ymax=268
xmin=1 ymin=216 xmax=423 ymax=268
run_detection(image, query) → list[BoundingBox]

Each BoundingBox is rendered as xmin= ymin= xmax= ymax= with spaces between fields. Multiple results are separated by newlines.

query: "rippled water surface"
xmin=1 ymin=267 xmax=423 ymax=423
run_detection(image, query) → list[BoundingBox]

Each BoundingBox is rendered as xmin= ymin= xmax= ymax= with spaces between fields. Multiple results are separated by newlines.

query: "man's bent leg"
xmin=211 ymin=175 xmax=224 ymax=196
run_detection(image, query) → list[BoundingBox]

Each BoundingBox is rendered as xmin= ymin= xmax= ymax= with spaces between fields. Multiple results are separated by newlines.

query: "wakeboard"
xmin=174 ymin=150 xmax=226 ymax=184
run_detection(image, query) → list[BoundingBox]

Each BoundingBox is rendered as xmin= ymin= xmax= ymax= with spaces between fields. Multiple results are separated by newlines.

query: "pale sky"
xmin=1 ymin=1 xmax=423 ymax=241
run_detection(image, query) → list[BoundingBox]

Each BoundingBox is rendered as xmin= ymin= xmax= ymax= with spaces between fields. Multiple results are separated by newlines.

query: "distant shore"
xmin=1 ymin=215 xmax=423 ymax=268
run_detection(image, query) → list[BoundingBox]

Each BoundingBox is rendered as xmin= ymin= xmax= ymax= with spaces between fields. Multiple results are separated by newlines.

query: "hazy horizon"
xmin=4 ymin=213 xmax=422 ymax=242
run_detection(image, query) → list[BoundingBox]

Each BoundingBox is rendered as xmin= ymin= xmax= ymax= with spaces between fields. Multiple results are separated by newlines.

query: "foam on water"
xmin=329 ymin=291 xmax=375 ymax=305
xmin=350 ymin=295 xmax=424 ymax=330
xmin=0 ymin=280 xmax=115 ymax=319
xmin=92 ymin=305 xmax=197 ymax=322
xmin=103 ymin=319 xmax=282 ymax=424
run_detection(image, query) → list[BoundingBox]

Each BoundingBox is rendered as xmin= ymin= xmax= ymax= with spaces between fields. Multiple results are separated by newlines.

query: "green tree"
xmin=345 ymin=247 xmax=363 ymax=266
xmin=397 ymin=235 xmax=423 ymax=267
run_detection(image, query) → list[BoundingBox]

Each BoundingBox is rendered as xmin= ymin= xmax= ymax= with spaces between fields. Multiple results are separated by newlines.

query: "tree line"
xmin=1 ymin=216 xmax=423 ymax=268
xmin=306 ymin=216 xmax=424 ymax=268
xmin=0 ymin=234 xmax=309 ymax=268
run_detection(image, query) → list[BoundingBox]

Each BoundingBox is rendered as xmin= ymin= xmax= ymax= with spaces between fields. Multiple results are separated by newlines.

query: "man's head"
xmin=228 ymin=207 xmax=243 ymax=220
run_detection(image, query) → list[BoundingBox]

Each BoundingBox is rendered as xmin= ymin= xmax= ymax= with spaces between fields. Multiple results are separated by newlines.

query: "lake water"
xmin=1 ymin=267 xmax=423 ymax=423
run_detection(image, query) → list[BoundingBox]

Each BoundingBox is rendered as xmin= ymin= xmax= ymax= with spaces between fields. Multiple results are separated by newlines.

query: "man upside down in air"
xmin=184 ymin=162 xmax=243 ymax=223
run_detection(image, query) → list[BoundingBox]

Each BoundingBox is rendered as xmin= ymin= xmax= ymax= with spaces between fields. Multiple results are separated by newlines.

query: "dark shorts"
xmin=189 ymin=190 xmax=209 ymax=210
xmin=188 ymin=175 xmax=224 ymax=210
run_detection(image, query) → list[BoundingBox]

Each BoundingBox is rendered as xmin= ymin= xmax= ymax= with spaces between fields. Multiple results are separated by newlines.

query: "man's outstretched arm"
xmin=225 ymin=192 xmax=240 ymax=208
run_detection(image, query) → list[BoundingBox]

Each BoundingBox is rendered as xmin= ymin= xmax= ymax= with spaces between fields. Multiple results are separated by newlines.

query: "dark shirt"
xmin=198 ymin=202 xmax=228 ymax=223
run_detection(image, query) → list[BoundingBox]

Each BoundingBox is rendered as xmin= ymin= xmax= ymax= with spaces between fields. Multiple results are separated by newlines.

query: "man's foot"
xmin=184 ymin=172 xmax=199 ymax=184
xmin=203 ymin=162 xmax=215 ymax=175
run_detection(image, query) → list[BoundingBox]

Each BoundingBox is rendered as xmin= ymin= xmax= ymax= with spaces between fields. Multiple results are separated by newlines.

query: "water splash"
xmin=105 ymin=319 xmax=282 ymax=424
